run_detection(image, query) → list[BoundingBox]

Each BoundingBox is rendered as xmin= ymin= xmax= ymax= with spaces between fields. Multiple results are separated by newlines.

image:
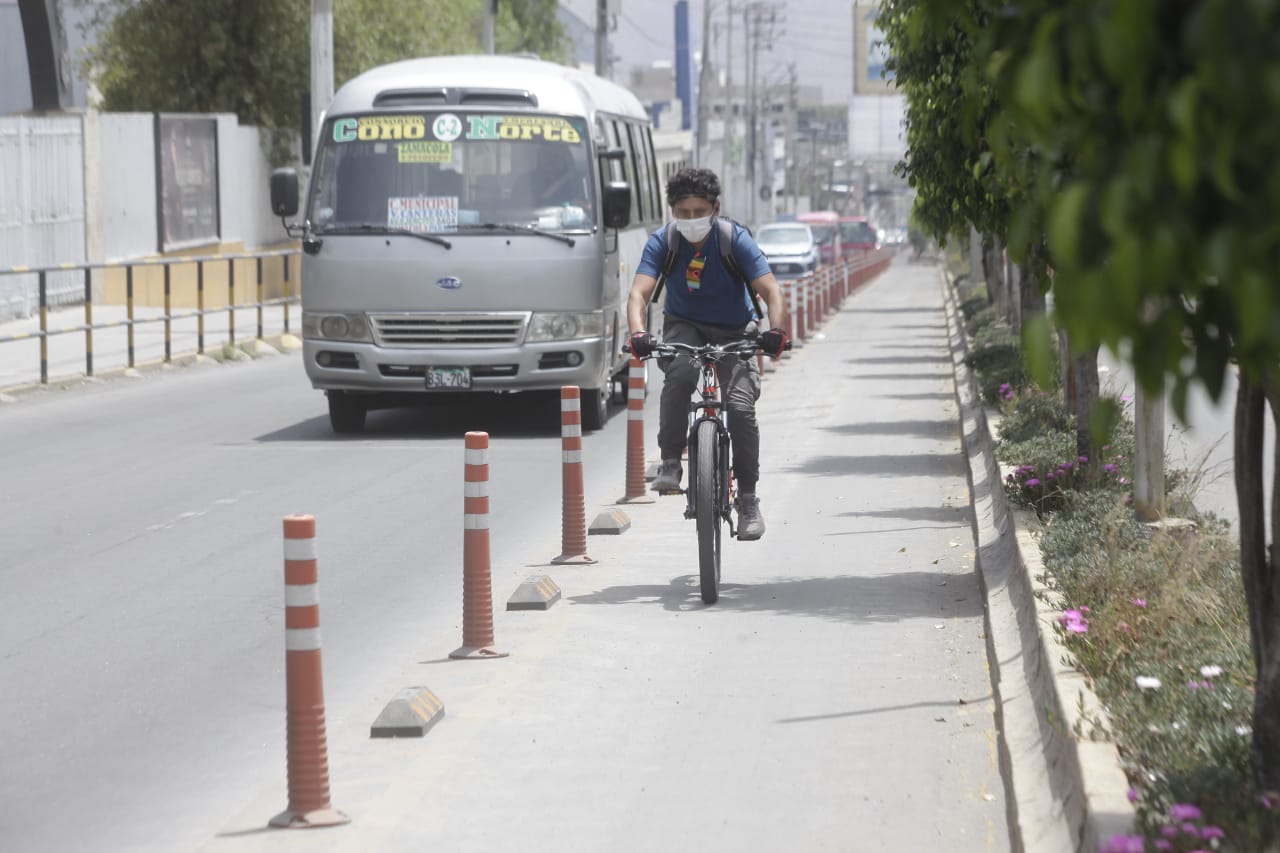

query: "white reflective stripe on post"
xmin=464 ymin=481 xmax=488 ymax=498
xmin=561 ymin=424 xmax=582 ymax=438
xmin=560 ymin=398 xmax=580 ymax=412
xmin=628 ymin=388 xmax=645 ymax=401
xmin=285 ymin=627 xmax=322 ymax=651
xmin=465 ymin=448 xmax=487 ymax=465
xmin=628 ymin=409 xmax=644 ymax=420
xmin=562 ymin=449 xmax=582 ymax=463
xmin=464 ymin=514 xmax=489 ymax=530
xmin=285 ymin=584 xmax=320 ymax=607
xmin=283 ymin=538 xmax=317 ymax=561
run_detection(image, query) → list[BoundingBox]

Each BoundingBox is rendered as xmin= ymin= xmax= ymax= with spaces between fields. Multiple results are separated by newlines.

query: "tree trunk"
xmin=1072 ymin=345 xmax=1100 ymax=474
xmin=1237 ymin=375 xmax=1280 ymax=792
xmin=1018 ymin=259 xmax=1044 ymax=327
xmin=984 ymin=239 xmax=1006 ymax=317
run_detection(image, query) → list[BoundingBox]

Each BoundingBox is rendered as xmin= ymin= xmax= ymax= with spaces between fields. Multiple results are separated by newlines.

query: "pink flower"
xmin=1103 ymin=835 xmax=1146 ymax=853
xmin=1131 ymin=598 xmax=1147 ymax=607
xmin=1200 ymin=826 xmax=1225 ymax=840
xmin=1169 ymin=803 xmax=1203 ymax=822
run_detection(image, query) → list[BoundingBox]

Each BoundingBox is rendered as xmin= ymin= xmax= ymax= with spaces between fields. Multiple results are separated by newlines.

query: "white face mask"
xmin=674 ymin=215 xmax=714 ymax=243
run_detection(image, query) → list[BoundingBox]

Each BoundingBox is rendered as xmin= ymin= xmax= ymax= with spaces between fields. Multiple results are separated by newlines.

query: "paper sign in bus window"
xmin=388 ymin=196 xmax=459 ymax=233
xmin=398 ymin=141 xmax=453 ymax=163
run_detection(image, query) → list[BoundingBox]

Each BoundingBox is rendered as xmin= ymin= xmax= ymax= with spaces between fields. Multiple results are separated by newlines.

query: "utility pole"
xmin=696 ymin=0 xmax=713 ymax=166
xmin=723 ymin=0 xmax=734 ymax=186
xmin=786 ymin=62 xmax=797 ymax=215
xmin=483 ymin=0 xmax=497 ymax=54
xmin=311 ymin=0 xmax=333 ymax=140
xmin=595 ymin=0 xmax=609 ymax=77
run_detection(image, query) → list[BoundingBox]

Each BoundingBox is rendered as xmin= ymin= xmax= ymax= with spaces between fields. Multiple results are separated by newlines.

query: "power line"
xmin=619 ymin=10 xmax=671 ymax=50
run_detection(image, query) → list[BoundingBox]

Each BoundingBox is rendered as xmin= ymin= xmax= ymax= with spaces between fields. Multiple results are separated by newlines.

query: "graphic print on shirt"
xmin=685 ymin=252 xmax=705 ymax=291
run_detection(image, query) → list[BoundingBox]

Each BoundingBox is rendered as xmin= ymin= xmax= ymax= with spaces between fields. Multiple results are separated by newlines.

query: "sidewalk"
xmin=0 ymin=302 xmax=299 ymax=392
xmin=197 ymin=259 xmax=1024 ymax=852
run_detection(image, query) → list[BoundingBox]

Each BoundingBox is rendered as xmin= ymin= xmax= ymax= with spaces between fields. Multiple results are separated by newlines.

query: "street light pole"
xmin=311 ymin=0 xmax=333 ymax=139
xmin=483 ymin=0 xmax=497 ymax=54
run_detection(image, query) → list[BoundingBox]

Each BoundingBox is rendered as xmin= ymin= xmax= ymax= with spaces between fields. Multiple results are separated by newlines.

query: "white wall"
xmin=0 ymin=110 xmax=296 ymax=320
xmin=97 ymin=112 xmax=157 ymax=262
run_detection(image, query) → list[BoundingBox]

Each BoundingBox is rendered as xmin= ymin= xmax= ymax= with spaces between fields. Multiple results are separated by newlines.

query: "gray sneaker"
xmin=651 ymin=460 xmax=683 ymax=493
xmin=736 ymin=494 xmax=765 ymax=540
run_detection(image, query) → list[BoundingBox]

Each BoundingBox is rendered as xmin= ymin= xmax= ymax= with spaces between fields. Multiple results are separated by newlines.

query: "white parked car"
xmin=754 ymin=222 xmax=819 ymax=279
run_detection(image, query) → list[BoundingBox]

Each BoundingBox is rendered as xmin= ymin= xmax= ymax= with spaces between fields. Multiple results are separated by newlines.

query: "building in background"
xmin=848 ymin=1 xmax=910 ymax=236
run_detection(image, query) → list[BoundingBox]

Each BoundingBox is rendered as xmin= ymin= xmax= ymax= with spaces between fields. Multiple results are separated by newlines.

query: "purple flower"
xmin=1200 ymin=826 xmax=1225 ymax=840
xmin=1025 ymin=478 xmax=1040 ymax=487
xmin=1079 ymin=455 xmax=1089 ymax=463
xmin=1131 ymin=598 xmax=1147 ymax=607
xmin=1169 ymin=803 xmax=1203 ymax=822
xmin=1059 ymin=609 xmax=1090 ymax=634
xmin=1160 ymin=826 xmax=1179 ymax=839
xmin=1103 ymin=835 xmax=1146 ymax=853
xmin=1104 ymin=463 xmax=1118 ymax=473
xmin=1126 ymin=787 xmax=1139 ymax=803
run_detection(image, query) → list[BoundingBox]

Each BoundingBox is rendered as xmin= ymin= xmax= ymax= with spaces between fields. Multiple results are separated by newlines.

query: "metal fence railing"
xmin=0 ymin=248 xmax=301 ymax=390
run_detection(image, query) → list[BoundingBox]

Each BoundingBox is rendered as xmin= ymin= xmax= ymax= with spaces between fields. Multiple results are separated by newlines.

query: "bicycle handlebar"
xmin=622 ymin=335 xmax=792 ymax=360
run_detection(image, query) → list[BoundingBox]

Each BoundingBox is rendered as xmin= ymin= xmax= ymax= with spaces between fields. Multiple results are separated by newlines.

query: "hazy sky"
xmin=560 ymin=0 xmax=855 ymax=104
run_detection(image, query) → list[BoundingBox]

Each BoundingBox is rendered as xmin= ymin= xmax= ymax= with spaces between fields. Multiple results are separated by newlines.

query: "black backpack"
xmin=650 ymin=217 xmax=765 ymax=320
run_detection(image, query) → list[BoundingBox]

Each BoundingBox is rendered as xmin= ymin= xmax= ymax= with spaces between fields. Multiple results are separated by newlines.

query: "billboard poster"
xmin=853 ymin=3 xmax=896 ymax=96
xmin=156 ymin=115 xmax=220 ymax=251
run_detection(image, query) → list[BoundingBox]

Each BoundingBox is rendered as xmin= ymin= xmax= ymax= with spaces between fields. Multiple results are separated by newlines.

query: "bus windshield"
xmin=307 ymin=111 xmax=596 ymax=235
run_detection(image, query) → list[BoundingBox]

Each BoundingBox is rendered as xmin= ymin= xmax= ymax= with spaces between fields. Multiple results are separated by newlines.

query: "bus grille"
xmin=370 ymin=313 xmax=529 ymax=346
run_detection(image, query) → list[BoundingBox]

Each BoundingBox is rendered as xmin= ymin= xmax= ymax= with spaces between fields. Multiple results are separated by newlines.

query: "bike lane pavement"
xmin=203 ymin=259 xmax=1013 ymax=852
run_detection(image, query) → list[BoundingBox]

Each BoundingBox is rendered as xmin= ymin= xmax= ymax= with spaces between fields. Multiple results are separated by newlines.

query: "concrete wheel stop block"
xmin=589 ymin=508 xmax=631 ymax=535
xmin=371 ymin=686 xmax=445 ymax=738
xmin=506 ymin=575 xmax=562 ymax=611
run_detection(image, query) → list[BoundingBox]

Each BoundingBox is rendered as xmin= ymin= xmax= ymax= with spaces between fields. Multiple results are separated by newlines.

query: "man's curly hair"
xmin=666 ymin=167 xmax=720 ymax=207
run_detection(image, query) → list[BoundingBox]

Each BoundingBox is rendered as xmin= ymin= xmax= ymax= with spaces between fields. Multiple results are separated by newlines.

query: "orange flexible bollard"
xmin=552 ymin=387 xmax=596 ymax=563
xmin=451 ymin=432 xmax=508 ymax=659
xmin=270 ymin=515 xmax=349 ymax=829
xmin=619 ymin=359 xmax=655 ymax=504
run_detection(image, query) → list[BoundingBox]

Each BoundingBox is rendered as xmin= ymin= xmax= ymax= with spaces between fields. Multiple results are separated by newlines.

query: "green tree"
xmin=965 ymin=0 xmax=1280 ymax=798
xmin=75 ymin=0 xmax=568 ymax=132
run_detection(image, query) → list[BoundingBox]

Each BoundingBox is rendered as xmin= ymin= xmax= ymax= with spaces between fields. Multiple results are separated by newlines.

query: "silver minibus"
xmin=270 ymin=55 xmax=671 ymax=432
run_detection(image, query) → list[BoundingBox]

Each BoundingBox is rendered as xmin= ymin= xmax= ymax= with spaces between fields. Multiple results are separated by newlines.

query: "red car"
xmin=838 ymin=216 xmax=879 ymax=257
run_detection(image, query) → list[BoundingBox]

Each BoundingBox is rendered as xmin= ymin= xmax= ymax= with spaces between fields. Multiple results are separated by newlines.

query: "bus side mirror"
xmin=270 ymin=168 xmax=300 ymax=217
xmin=603 ymin=181 xmax=631 ymax=229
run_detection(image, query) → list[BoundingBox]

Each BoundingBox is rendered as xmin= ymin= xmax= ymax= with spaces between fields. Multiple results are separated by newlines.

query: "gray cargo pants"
xmin=657 ymin=315 xmax=762 ymax=492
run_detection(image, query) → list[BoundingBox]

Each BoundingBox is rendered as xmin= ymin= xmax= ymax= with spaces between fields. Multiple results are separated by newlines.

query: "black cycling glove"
xmin=760 ymin=328 xmax=790 ymax=358
xmin=628 ymin=331 xmax=656 ymax=358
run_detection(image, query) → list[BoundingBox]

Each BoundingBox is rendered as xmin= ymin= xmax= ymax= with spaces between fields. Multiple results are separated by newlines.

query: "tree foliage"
xmin=881 ymin=0 xmax=1280 ymax=802
xmin=75 ymin=0 xmax=569 ymax=133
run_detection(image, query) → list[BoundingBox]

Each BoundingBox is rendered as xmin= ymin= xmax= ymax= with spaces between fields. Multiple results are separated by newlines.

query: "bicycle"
xmin=627 ymin=335 xmax=788 ymax=604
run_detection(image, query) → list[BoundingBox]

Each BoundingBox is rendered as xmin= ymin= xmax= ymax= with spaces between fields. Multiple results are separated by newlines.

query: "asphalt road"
xmin=1 ymin=259 xmax=1010 ymax=852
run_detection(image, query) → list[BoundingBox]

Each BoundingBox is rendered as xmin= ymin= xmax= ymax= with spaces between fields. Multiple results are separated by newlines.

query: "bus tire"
xmin=328 ymin=391 xmax=367 ymax=433
xmin=581 ymin=386 xmax=608 ymax=431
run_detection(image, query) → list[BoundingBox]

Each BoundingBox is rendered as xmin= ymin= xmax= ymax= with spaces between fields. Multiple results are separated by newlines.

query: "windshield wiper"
xmin=458 ymin=222 xmax=576 ymax=247
xmin=316 ymin=223 xmax=452 ymax=249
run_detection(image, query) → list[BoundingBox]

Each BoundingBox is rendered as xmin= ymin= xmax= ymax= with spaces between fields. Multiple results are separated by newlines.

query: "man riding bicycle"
xmin=626 ymin=167 xmax=790 ymax=540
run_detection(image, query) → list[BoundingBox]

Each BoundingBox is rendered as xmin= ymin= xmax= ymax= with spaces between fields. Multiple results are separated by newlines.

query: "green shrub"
xmin=998 ymin=389 xmax=1073 ymax=443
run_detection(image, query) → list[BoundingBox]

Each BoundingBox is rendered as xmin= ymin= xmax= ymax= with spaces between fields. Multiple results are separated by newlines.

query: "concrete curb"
xmin=0 ymin=333 xmax=298 ymax=398
xmin=941 ymin=269 xmax=1136 ymax=852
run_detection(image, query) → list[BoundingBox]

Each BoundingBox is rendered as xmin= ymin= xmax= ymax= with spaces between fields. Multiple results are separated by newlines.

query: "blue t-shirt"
xmin=636 ymin=219 xmax=771 ymax=328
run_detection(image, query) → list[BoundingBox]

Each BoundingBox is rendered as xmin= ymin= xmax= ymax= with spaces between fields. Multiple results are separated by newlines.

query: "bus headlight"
xmin=302 ymin=312 xmax=372 ymax=342
xmin=527 ymin=311 xmax=604 ymax=342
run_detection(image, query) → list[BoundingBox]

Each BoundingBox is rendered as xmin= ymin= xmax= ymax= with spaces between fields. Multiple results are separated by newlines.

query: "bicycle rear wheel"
xmin=694 ymin=419 xmax=722 ymax=604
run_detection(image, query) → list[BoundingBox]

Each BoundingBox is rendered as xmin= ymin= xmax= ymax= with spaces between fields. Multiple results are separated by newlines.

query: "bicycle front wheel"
xmin=694 ymin=419 xmax=722 ymax=604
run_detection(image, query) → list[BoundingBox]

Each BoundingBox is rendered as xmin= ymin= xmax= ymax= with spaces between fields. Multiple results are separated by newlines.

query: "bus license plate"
xmin=425 ymin=367 xmax=471 ymax=389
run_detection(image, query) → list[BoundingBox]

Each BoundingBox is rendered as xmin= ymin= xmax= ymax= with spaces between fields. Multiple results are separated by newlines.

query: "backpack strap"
xmin=650 ymin=219 xmax=680 ymax=303
xmin=717 ymin=218 xmax=766 ymax=323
